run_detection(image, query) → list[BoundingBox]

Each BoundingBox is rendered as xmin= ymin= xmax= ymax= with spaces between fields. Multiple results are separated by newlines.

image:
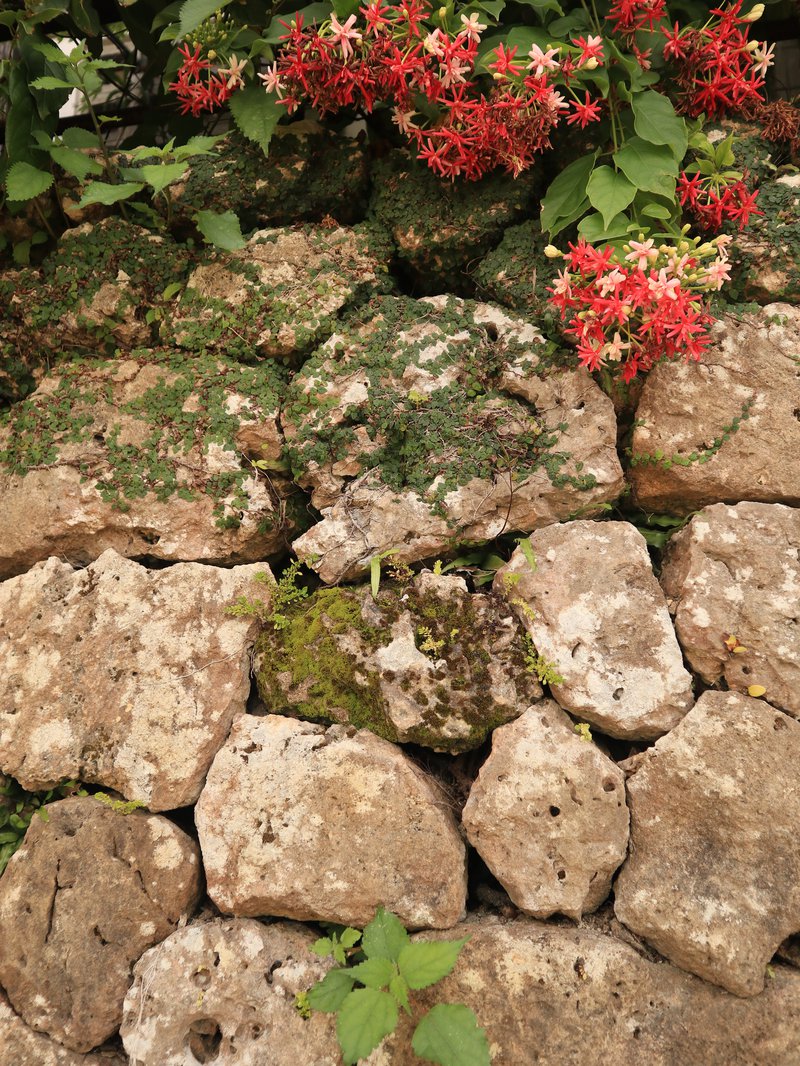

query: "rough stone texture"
xmin=661 ymin=502 xmax=800 ymax=717
xmin=629 ymin=304 xmax=800 ymax=513
xmin=368 ymin=150 xmax=538 ymax=292
xmin=0 ymin=991 xmax=126 ymax=1066
xmin=472 ymin=220 xmax=561 ymax=321
xmin=728 ymin=173 xmax=800 ymax=303
xmin=163 ymin=223 xmax=391 ymax=360
xmin=0 ymin=797 xmax=201 ymax=1052
xmin=195 ymin=714 xmax=467 ymax=928
xmin=462 ymin=703 xmax=628 ymax=919
xmin=364 ymin=918 xmax=800 ymax=1066
xmin=288 ymin=295 xmax=623 ymax=584
xmin=255 ymin=569 xmax=541 ymax=751
xmin=0 ymin=351 xmax=297 ymax=578
xmin=495 ymin=522 xmax=694 ymax=740
xmin=120 ymin=919 xmax=337 ymax=1066
xmin=614 ymin=690 xmax=800 ymax=996
xmin=0 ymin=550 xmax=267 ymax=810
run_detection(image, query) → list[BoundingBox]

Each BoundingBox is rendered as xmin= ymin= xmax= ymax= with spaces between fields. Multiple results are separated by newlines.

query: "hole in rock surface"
xmin=186 ymin=1018 xmax=222 ymax=1063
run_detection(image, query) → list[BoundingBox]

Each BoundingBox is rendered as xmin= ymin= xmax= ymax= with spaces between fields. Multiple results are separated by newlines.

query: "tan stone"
xmin=661 ymin=502 xmax=800 ymax=717
xmin=462 ymin=703 xmax=628 ymax=918
xmin=629 ymin=304 xmax=800 ymax=513
xmin=365 ymin=918 xmax=800 ymax=1066
xmin=0 ymin=797 xmax=200 ymax=1052
xmin=195 ymin=715 xmax=467 ymax=928
xmin=614 ymin=691 xmax=800 ymax=996
xmin=495 ymin=522 xmax=694 ymax=739
xmin=121 ymin=919 xmax=338 ymax=1066
xmin=0 ymin=991 xmax=126 ymax=1066
xmin=0 ymin=550 xmax=268 ymax=810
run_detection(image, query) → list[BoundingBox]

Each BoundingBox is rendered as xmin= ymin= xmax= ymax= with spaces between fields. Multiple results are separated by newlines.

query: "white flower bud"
xmin=742 ymin=3 xmax=764 ymax=20
xmin=544 ymin=244 xmax=562 ymax=258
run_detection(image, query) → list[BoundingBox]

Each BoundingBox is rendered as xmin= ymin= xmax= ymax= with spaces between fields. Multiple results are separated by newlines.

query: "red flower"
xmin=489 ymin=44 xmax=523 ymax=78
xmin=566 ymin=91 xmax=602 ymax=127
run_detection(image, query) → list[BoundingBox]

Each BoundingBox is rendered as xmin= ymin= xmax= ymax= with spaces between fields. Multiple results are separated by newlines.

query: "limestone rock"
xmin=288 ymin=296 xmax=623 ymax=584
xmin=495 ymin=522 xmax=694 ymax=740
xmin=0 ymin=797 xmax=200 ymax=1052
xmin=462 ymin=703 xmax=628 ymax=919
xmin=728 ymin=174 xmax=800 ymax=303
xmin=120 ymin=918 xmax=337 ymax=1066
xmin=0 ymin=550 xmax=267 ymax=810
xmin=195 ymin=715 xmax=467 ymax=928
xmin=364 ymin=918 xmax=800 ymax=1066
xmin=629 ymin=304 xmax=800 ymax=513
xmin=661 ymin=502 xmax=800 ymax=717
xmin=255 ymin=569 xmax=541 ymax=751
xmin=0 ymin=991 xmax=126 ymax=1066
xmin=614 ymin=691 xmax=800 ymax=996
xmin=0 ymin=351 xmax=298 ymax=578
xmin=163 ymin=224 xmax=391 ymax=360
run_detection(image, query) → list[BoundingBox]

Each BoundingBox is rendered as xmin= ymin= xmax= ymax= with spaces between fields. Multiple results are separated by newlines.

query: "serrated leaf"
xmin=61 ymin=127 xmax=101 ymax=148
xmin=31 ymin=76 xmax=76 ymax=91
xmin=361 ymin=908 xmax=410 ymax=963
xmin=30 ymin=41 xmax=72 ymax=63
xmin=397 ymin=939 xmax=469 ymax=991
xmin=337 ymin=988 xmax=398 ymax=1065
xmin=307 ymin=968 xmax=356 ymax=1012
xmin=194 ymin=208 xmax=245 ymax=250
xmin=312 ymin=936 xmax=334 ymax=957
xmin=228 ymin=85 xmax=282 ymax=154
xmin=179 ymin=0 xmax=234 ymax=36
xmin=78 ymin=181 xmax=143 ymax=207
xmin=389 ymin=973 xmax=411 ymax=1013
xmin=348 ymin=957 xmax=395 ymax=990
xmin=632 ymin=91 xmax=687 ymax=161
xmin=586 ymin=166 xmax=636 ymax=229
xmin=48 ymin=145 xmax=103 ymax=181
xmin=5 ymin=162 xmax=54 ymax=202
xmin=340 ymin=927 xmax=362 ymax=949
xmin=412 ymin=1004 xmax=490 ymax=1066
xmin=540 ymin=152 xmax=597 ymax=236
xmin=137 ymin=161 xmax=188 ymax=195
xmin=172 ymin=134 xmax=222 ymax=160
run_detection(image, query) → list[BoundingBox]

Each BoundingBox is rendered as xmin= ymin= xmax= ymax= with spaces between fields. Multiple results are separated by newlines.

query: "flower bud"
xmin=207 ymin=49 xmax=217 ymax=59
xmin=544 ymin=244 xmax=562 ymax=258
xmin=582 ymin=56 xmax=599 ymax=70
xmin=742 ymin=3 xmax=764 ymax=20
xmin=438 ymin=5 xmax=447 ymax=15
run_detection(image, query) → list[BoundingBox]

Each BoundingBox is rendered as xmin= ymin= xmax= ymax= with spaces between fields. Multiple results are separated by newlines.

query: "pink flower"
xmin=573 ymin=34 xmax=604 ymax=66
xmin=704 ymin=258 xmax=732 ymax=290
xmin=329 ymin=14 xmax=362 ymax=59
xmin=527 ymin=44 xmax=561 ymax=76
xmin=625 ymin=238 xmax=658 ymax=270
xmin=258 ymin=63 xmax=284 ymax=98
xmin=460 ymin=12 xmax=487 ymax=43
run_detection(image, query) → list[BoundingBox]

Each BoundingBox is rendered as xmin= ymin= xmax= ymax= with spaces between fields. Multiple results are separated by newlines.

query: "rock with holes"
xmin=660 ymin=502 xmax=800 ymax=717
xmin=0 ymin=351 xmax=298 ymax=579
xmin=162 ymin=224 xmax=391 ymax=360
xmin=195 ymin=714 xmax=467 ymax=928
xmin=254 ymin=570 xmax=541 ymax=752
xmin=0 ymin=990 xmax=127 ymax=1066
xmin=363 ymin=917 xmax=800 ymax=1066
xmin=495 ymin=522 xmax=694 ymax=740
xmin=0 ymin=797 xmax=200 ymax=1052
xmin=462 ymin=703 xmax=628 ymax=919
xmin=0 ymin=550 xmax=268 ymax=810
xmin=629 ymin=304 xmax=800 ymax=513
xmin=287 ymin=295 xmax=623 ymax=584
xmin=614 ymin=691 xmax=800 ymax=996
xmin=120 ymin=918 xmax=338 ymax=1066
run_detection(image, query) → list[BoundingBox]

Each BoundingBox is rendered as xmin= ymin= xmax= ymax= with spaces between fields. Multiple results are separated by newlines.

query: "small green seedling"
xmin=300 ymin=908 xmax=490 ymax=1066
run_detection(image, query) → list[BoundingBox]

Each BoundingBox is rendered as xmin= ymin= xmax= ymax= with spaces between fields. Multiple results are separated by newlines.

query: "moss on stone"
xmin=725 ymin=175 xmax=800 ymax=304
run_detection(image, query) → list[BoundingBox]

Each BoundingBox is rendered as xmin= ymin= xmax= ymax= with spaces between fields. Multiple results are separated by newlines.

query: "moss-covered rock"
xmin=162 ymin=222 xmax=393 ymax=361
xmin=472 ymin=220 xmax=562 ymax=329
xmin=705 ymin=120 xmax=781 ymax=186
xmin=368 ymin=150 xmax=539 ymax=293
xmin=255 ymin=569 xmax=541 ymax=752
xmin=727 ymin=173 xmax=800 ymax=303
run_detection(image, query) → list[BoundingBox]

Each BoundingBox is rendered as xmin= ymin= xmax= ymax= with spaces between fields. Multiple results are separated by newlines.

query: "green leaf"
xmin=262 ymin=3 xmax=331 ymax=41
xmin=5 ymin=162 xmax=53 ymax=202
xmin=78 ymin=181 xmax=143 ymax=207
xmin=337 ymin=989 xmax=398 ymax=1065
xmin=312 ymin=936 xmax=334 ymax=957
xmin=586 ymin=166 xmax=636 ymax=229
xmin=179 ymin=0 xmax=234 ymax=37
xmin=371 ymin=555 xmax=381 ymax=599
xmin=30 ymin=76 xmax=76 ymax=91
xmin=61 ymin=127 xmax=101 ymax=148
xmin=194 ymin=208 xmax=246 ymax=250
xmin=578 ymin=211 xmax=632 ymax=242
xmin=340 ymin=928 xmax=362 ymax=949
xmin=613 ymin=137 xmax=678 ymax=195
xmin=397 ymin=939 xmax=469 ymax=991
xmin=389 ymin=973 xmax=411 ymax=1013
xmin=70 ymin=0 xmax=101 ymax=35
xmin=631 ymin=90 xmax=688 ymax=161
xmin=228 ymin=85 xmax=283 ymax=154
xmin=307 ymin=968 xmax=356 ymax=1012
xmin=348 ymin=958 xmax=396 ymax=990
xmin=361 ymin=908 xmax=411 ymax=963
xmin=640 ymin=202 xmax=672 ymax=220
xmin=412 ymin=1004 xmax=490 ymax=1066
xmin=137 ymin=161 xmax=188 ymax=195
xmin=172 ymin=134 xmax=223 ymax=160
xmin=514 ymin=0 xmax=563 ymax=15
xmin=48 ymin=145 xmax=103 ymax=181
xmin=540 ymin=152 xmax=597 ymax=236
xmin=332 ymin=0 xmax=361 ymax=15
xmin=516 ymin=536 xmax=537 ymax=571
xmin=476 ymin=27 xmax=549 ymax=73
xmin=30 ymin=41 xmax=72 ymax=63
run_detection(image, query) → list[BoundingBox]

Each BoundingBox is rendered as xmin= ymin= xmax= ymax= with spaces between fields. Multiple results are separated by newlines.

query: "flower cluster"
xmin=258 ymin=3 xmax=604 ymax=178
xmin=678 ymin=170 xmax=761 ymax=231
xmin=606 ymin=0 xmax=666 ymax=67
xmin=663 ymin=1 xmax=772 ymax=118
xmin=168 ymin=43 xmax=246 ymax=116
xmin=547 ymin=235 xmax=733 ymax=382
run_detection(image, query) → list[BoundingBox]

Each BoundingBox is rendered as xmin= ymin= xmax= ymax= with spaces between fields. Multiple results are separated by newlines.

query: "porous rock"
xmin=364 ymin=918 xmax=800 ymax=1066
xmin=163 ymin=223 xmax=391 ymax=360
xmin=462 ymin=703 xmax=628 ymax=919
xmin=0 ymin=351 xmax=297 ymax=578
xmin=0 ymin=990 xmax=126 ymax=1066
xmin=120 ymin=918 xmax=338 ymax=1066
xmin=0 ymin=550 xmax=268 ymax=809
xmin=255 ymin=569 xmax=541 ymax=751
xmin=661 ymin=502 xmax=800 ymax=717
xmin=0 ymin=797 xmax=200 ymax=1052
xmin=195 ymin=714 xmax=467 ymax=928
xmin=288 ymin=295 xmax=623 ymax=583
xmin=495 ymin=522 xmax=694 ymax=740
xmin=614 ymin=690 xmax=800 ymax=996
xmin=629 ymin=304 xmax=800 ymax=513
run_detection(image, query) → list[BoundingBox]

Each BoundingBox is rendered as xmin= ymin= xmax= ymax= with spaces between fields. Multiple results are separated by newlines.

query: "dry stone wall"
xmin=1 ymin=127 xmax=799 ymax=1065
